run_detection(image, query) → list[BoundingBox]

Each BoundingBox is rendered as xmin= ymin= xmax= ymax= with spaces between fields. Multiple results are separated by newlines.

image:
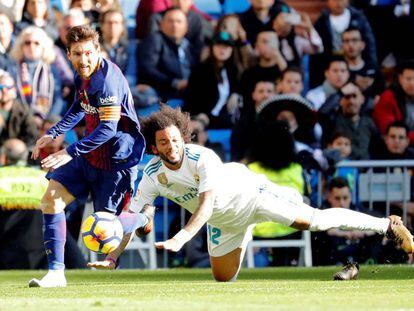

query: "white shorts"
xmin=252 ymin=183 xmax=316 ymax=226
xmin=207 ymin=222 xmax=255 ymax=257
xmin=206 ymin=182 xmax=316 ymax=257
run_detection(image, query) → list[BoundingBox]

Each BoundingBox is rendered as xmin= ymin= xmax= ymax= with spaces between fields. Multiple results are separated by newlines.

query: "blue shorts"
xmin=46 ymin=156 xmax=138 ymax=215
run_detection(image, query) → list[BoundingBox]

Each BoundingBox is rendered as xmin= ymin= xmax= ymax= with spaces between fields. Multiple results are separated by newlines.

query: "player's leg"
xmin=208 ymin=224 xmax=253 ymax=282
xmin=87 ymin=166 xmax=149 ymax=269
xmin=29 ymin=179 xmax=75 ymax=288
xmin=29 ymin=157 xmax=89 ymax=288
xmin=255 ymin=183 xmax=414 ymax=253
xmin=210 ymin=248 xmax=243 ymax=282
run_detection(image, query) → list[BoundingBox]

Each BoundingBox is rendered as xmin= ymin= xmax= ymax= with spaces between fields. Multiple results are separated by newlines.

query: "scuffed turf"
xmin=0 ymin=266 xmax=413 ymax=310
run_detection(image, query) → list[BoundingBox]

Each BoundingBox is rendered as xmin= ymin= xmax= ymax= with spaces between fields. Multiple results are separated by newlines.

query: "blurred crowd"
xmin=1 ymin=0 xmax=414 ymax=268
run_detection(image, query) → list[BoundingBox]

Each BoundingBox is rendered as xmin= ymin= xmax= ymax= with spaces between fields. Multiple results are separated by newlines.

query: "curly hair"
xmin=141 ymin=105 xmax=192 ymax=154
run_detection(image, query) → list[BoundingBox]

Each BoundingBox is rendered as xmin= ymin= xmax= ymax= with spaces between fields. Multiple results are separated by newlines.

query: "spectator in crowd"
xmin=248 ymin=121 xmax=306 ymax=266
xmin=277 ymin=67 xmax=323 ymax=147
xmin=373 ymin=60 xmax=414 ymax=146
xmin=320 ymin=177 xmax=382 ymax=265
xmin=231 ymin=80 xmax=276 ymax=161
xmin=15 ymin=0 xmax=59 ymax=41
xmin=99 ymin=9 xmax=129 ymax=73
xmin=277 ymin=66 xmax=304 ymax=95
xmin=272 ymin=11 xmax=323 ymax=66
xmin=323 ymin=130 xmax=358 ymax=195
xmin=319 ymin=81 xmax=379 ymax=159
xmin=239 ymin=31 xmax=286 ymax=106
xmin=0 ymin=0 xmax=24 ymax=22
xmin=70 ymin=0 xmax=121 ymax=28
xmin=149 ymin=0 xmax=212 ymax=59
xmin=0 ymin=70 xmax=38 ymax=148
xmin=184 ymin=31 xmax=240 ymax=129
xmin=255 ymin=94 xmax=324 ymax=168
xmin=0 ymin=12 xmax=15 ymax=71
xmin=341 ymin=26 xmax=385 ymax=100
xmin=0 ymin=138 xmax=29 ymax=166
xmin=9 ymin=26 xmax=64 ymax=127
xmin=95 ymin=0 xmax=122 ymax=12
xmin=99 ymin=8 xmax=158 ymax=109
xmin=310 ymin=0 xmax=377 ymax=87
xmin=69 ymin=0 xmax=100 ymax=26
xmin=372 ymin=121 xmax=414 ymax=160
xmin=238 ymin=0 xmax=285 ymax=44
xmin=54 ymin=8 xmax=87 ymax=108
xmin=138 ymin=7 xmax=196 ymax=101
xmin=215 ymin=14 xmax=256 ymax=79
xmin=306 ymin=55 xmax=350 ymax=111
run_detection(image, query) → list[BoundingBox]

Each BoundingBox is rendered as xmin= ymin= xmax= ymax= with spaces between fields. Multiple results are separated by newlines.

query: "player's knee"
xmin=212 ymin=265 xmax=239 ymax=282
xmin=41 ymin=193 xmax=65 ymax=214
xmin=212 ymin=271 xmax=237 ymax=282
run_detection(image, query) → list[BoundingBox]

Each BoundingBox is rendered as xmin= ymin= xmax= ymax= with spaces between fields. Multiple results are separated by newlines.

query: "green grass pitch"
xmin=0 ymin=266 xmax=413 ymax=310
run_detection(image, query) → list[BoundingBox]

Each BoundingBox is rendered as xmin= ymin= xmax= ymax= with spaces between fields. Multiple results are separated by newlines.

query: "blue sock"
xmin=43 ymin=213 xmax=66 ymax=270
xmin=118 ymin=212 xmax=148 ymax=234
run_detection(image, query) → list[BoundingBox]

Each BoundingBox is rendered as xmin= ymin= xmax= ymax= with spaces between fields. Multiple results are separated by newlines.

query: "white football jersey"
xmin=132 ymin=144 xmax=267 ymax=229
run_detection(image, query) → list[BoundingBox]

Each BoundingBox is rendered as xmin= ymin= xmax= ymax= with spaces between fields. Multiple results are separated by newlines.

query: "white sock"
xmin=47 ymin=270 xmax=65 ymax=276
xmin=309 ymin=208 xmax=390 ymax=234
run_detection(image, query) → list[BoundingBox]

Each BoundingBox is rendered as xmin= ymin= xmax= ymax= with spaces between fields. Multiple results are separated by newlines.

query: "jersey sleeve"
xmin=197 ymin=149 xmax=224 ymax=194
xmin=66 ymin=78 xmax=122 ymax=157
xmin=96 ymin=79 xmax=122 ymax=122
xmin=130 ymin=173 xmax=160 ymax=212
xmin=46 ymin=93 xmax=84 ymax=139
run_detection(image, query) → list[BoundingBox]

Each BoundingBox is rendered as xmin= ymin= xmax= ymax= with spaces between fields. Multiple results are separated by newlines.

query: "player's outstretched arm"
xmin=155 ymin=190 xmax=214 ymax=252
xmin=87 ymin=232 xmax=134 ymax=269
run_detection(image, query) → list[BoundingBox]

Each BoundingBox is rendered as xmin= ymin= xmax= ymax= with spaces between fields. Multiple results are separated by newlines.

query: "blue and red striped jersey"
xmin=47 ymin=58 xmax=145 ymax=170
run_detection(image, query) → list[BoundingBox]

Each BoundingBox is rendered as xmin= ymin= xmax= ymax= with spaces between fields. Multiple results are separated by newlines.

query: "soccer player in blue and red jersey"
xmin=29 ymin=25 xmax=151 ymax=287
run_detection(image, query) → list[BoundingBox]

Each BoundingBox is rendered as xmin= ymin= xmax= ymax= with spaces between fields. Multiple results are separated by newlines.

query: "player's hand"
xmin=154 ymin=238 xmax=184 ymax=252
xmin=41 ymin=148 xmax=73 ymax=170
xmin=87 ymin=260 xmax=116 ymax=270
xmin=32 ymin=134 xmax=54 ymax=160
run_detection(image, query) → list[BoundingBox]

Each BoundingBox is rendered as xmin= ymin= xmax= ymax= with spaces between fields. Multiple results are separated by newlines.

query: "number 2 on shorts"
xmin=207 ymin=224 xmax=221 ymax=245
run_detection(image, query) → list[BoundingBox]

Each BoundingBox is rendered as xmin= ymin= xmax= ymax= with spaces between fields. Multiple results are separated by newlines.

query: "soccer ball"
xmin=81 ymin=212 xmax=123 ymax=254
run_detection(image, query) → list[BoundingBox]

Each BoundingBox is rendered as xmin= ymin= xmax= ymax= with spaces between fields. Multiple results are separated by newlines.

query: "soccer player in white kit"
xmin=94 ymin=106 xmax=414 ymax=281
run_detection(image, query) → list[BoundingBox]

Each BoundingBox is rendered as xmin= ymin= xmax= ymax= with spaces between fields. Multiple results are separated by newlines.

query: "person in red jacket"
xmin=373 ymin=60 xmax=414 ymax=145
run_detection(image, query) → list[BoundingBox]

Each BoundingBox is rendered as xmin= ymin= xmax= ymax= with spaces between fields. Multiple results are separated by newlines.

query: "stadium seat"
xmin=246 ymin=231 xmax=313 ymax=268
xmin=207 ymin=129 xmax=232 ymax=161
xmin=358 ymin=168 xmax=411 ymax=222
xmin=193 ymin=0 xmax=222 ymax=17
xmin=136 ymin=99 xmax=184 ymax=117
xmin=222 ymin=0 xmax=250 ymax=14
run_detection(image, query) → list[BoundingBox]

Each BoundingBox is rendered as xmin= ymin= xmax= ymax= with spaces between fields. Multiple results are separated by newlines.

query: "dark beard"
xmin=159 ymin=152 xmax=182 ymax=167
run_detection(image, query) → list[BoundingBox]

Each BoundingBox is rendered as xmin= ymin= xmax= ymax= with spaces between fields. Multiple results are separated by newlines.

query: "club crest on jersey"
xmin=79 ymin=90 xmax=98 ymax=114
xmin=194 ymin=174 xmax=200 ymax=184
xmin=157 ymin=173 xmax=168 ymax=185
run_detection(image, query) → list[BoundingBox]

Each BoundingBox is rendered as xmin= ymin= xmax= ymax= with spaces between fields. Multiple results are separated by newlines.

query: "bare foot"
xmin=87 ymin=260 xmax=116 ymax=270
